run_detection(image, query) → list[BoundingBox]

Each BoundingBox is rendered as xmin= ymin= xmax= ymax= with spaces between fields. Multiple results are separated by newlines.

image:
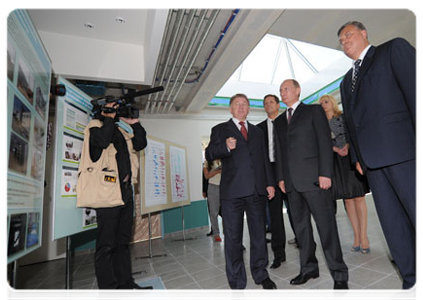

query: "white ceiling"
xmin=27 ymin=9 xmax=416 ymax=114
xmin=29 ymin=9 xmax=150 ymax=45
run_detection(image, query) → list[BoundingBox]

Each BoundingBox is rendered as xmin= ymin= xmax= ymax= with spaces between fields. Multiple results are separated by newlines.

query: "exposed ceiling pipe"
xmin=147 ymin=9 xmax=185 ymax=114
xmin=159 ymin=10 xmax=208 ymax=114
xmin=153 ymin=9 xmax=198 ymax=114
xmin=144 ymin=9 xmax=173 ymax=114
xmin=165 ymin=9 xmax=220 ymax=113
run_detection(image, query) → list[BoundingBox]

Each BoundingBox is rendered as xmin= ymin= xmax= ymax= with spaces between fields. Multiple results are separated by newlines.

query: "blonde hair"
xmin=318 ymin=94 xmax=342 ymax=117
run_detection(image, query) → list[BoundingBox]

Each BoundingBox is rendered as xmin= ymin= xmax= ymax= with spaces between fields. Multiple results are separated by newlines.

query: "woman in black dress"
xmin=319 ymin=95 xmax=370 ymax=254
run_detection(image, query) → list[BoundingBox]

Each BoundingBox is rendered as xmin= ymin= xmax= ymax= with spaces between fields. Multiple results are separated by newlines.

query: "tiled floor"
xmin=14 ymin=194 xmax=407 ymax=292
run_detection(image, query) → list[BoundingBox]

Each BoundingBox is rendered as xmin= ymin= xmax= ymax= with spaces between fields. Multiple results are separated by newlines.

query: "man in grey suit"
xmin=274 ymin=79 xmax=348 ymax=289
xmin=206 ymin=93 xmax=276 ymax=289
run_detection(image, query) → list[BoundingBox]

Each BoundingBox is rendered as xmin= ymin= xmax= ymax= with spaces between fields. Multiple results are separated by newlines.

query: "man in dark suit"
xmin=338 ymin=21 xmax=415 ymax=289
xmin=274 ymin=79 xmax=348 ymax=289
xmin=205 ymin=93 xmax=277 ymax=289
xmin=257 ymin=94 xmax=295 ymax=269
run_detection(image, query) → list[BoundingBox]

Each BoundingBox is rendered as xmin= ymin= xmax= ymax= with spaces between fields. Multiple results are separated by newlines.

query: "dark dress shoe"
xmin=118 ymin=283 xmax=153 ymax=299
xmin=260 ymin=277 xmax=277 ymax=289
xmin=269 ymin=258 xmax=286 ymax=269
xmin=334 ymin=281 xmax=348 ymax=289
xmin=290 ymin=272 xmax=319 ymax=285
xmin=206 ymin=231 xmax=213 ymax=236
xmin=232 ymin=290 xmax=245 ymax=300
xmin=385 ymin=290 xmax=420 ymax=300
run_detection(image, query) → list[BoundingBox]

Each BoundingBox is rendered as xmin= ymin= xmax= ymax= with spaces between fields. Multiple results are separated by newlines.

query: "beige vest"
xmin=76 ymin=119 xmax=139 ymax=208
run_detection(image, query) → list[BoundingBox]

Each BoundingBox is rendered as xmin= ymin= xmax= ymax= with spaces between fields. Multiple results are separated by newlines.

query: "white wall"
xmin=140 ymin=108 xmax=268 ymax=202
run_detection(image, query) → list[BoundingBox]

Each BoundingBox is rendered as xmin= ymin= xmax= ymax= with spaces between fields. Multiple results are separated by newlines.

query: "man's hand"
xmin=356 ymin=162 xmax=364 ymax=175
xmin=267 ymin=186 xmax=275 ymax=200
xmin=226 ymin=137 xmax=237 ymax=150
xmin=278 ymin=180 xmax=286 ymax=193
xmin=319 ymin=176 xmax=332 ymax=190
xmin=101 ymin=102 xmax=118 ymax=119
xmin=338 ymin=144 xmax=349 ymax=157
xmin=120 ymin=117 xmax=139 ymax=125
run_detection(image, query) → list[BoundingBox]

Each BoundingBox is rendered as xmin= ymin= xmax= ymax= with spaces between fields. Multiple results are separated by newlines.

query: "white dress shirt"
xmin=286 ymin=100 xmax=301 ymax=121
xmin=266 ymin=118 xmax=276 ymax=162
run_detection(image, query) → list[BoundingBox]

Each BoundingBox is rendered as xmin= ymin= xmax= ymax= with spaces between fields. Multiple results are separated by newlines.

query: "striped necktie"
xmin=351 ymin=59 xmax=362 ymax=93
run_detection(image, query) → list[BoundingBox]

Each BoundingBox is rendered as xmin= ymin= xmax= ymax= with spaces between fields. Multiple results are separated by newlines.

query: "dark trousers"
xmin=267 ymin=163 xmax=287 ymax=261
xmin=366 ymin=159 xmax=415 ymax=289
xmin=221 ymin=193 xmax=269 ymax=289
xmin=94 ymin=183 xmax=134 ymax=289
xmin=288 ymin=187 xmax=348 ymax=281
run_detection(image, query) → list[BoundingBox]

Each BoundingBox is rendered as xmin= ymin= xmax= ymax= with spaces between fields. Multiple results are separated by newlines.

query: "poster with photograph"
xmin=26 ymin=213 xmax=40 ymax=248
xmin=83 ymin=209 xmax=97 ymax=229
xmin=8 ymin=214 xmax=27 ymax=256
xmin=52 ymin=77 xmax=93 ymax=240
xmin=7 ymin=10 xmax=52 ymax=263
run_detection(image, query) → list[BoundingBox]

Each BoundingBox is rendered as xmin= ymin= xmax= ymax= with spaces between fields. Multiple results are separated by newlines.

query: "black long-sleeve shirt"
xmin=89 ymin=117 xmax=147 ymax=183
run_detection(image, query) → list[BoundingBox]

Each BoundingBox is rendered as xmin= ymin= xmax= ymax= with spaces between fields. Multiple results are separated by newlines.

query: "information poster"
xmin=140 ymin=136 xmax=190 ymax=214
xmin=7 ymin=10 xmax=52 ymax=263
xmin=52 ymin=77 xmax=96 ymax=240
xmin=169 ymin=145 xmax=189 ymax=202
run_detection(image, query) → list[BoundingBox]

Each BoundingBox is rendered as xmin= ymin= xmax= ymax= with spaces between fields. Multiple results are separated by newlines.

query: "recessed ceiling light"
xmin=115 ymin=16 xmax=126 ymax=24
xmin=84 ymin=22 xmax=94 ymax=29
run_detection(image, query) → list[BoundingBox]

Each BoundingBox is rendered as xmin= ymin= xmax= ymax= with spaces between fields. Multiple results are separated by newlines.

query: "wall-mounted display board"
xmin=7 ymin=10 xmax=52 ymax=263
xmin=140 ymin=136 xmax=190 ymax=214
xmin=51 ymin=77 xmax=95 ymax=241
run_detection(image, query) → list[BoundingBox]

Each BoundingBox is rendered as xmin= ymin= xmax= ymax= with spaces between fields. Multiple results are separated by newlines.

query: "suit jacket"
xmin=205 ymin=119 xmax=274 ymax=199
xmin=257 ymin=119 xmax=272 ymax=163
xmin=340 ymin=38 xmax=416 ymax=170
xmin=274 ymin=103 xmax=333 ymax=193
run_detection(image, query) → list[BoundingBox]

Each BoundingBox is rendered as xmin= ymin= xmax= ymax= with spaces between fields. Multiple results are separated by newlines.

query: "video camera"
xmin=91 ymin=86 xmax=164 ymax=119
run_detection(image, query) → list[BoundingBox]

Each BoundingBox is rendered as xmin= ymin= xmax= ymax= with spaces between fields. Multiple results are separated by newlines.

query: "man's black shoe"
xmin=206 ymin=230 xmax=213 ymax=236
xmin=290 ymin=272 xmax=319 ymax=285
xmin=118 ymin=283 xmax=153 ymax=299
xmin=334 ymin=281 xmax=348 ymax=289
xmin=232 ymin=290 xmax=245 ymax=300
xmin=260 ymin=277 xmax=277 ymax=289
xmin=385 ymin=290 xmax=420 ymax=300
xmin=269 ymin=258 xmax=286 ymax=269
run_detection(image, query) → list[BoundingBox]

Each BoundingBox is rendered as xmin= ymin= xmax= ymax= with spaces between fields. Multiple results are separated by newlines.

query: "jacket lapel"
xmin=353 ymin=46 xmax=375 ymax=108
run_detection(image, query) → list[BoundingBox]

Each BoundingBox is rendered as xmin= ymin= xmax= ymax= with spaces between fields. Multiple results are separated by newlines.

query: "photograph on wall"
xmin=7 ymin=40 xmax=16 ymax=82
xmin=30 ymin=145 xmax=44 ymax=181
xmin=33 ymin=117 xmax=45 ymax=149
xmin=35 ymin=86 xmax=48 ymax=120
xmin=64 ymin=100 xmax=90 ymax=134
xmin=11 ymin=95 xmax=31 ymax=140
xmin=83 ymin=209 xmax=97 ymax=228
xmin=17 ymin=58 xmax=34 ymax=104
xmin=62 ymin=133 xmax=83 ymax=163
xmin=26 ymin=212 xmax=40 ymax=248
xmin=8 ymin=132 xmax=29 ymax=175
xmin=8 ymin=213 xmax=27 ymax=256
xmin=61 ymin=167 xmax=78 ymax=197
xmin=169 ymin=145 xmax=189 ymax=202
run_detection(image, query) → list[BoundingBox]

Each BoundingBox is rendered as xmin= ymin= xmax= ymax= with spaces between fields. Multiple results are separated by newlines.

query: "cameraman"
xmin=85 ymin=102 xmax=149 ymax=289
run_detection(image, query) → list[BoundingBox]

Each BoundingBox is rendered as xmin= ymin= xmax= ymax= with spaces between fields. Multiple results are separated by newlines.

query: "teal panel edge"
xmin=72 ymin=199 xmax=210 ymax=252
xmin=208 ymin=76 xmax=344 ymax=108
xmin=162 ymin=199 xmax=209 ymax=235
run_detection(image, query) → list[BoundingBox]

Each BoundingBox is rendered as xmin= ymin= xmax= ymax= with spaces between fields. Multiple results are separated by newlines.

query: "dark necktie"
xmin=287 ymin=108 xmax=293 ymax=124
xmin=239 ymin=121 xmax=248 ymax=140
xmin=351 ymin=59 xmax=362 ymax=93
